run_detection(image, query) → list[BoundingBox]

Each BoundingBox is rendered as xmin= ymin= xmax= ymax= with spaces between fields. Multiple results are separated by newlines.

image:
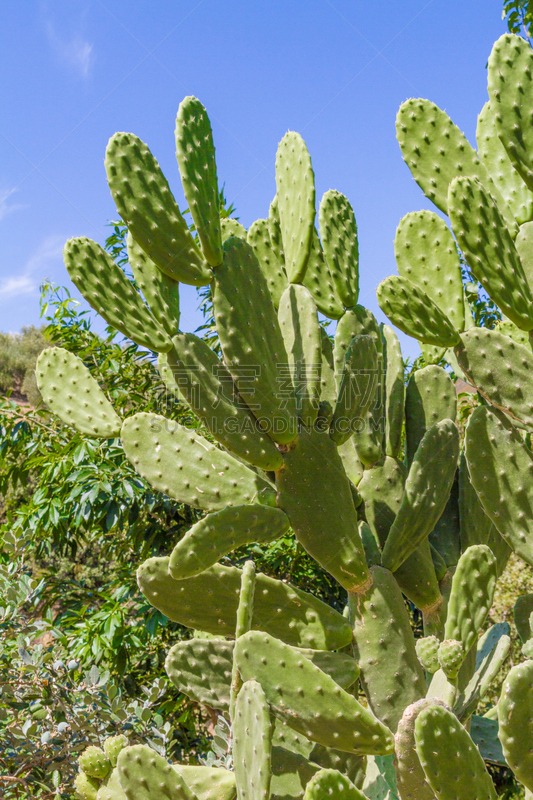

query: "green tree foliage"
xmin=503 ymin=0 xmax=533 ymax=41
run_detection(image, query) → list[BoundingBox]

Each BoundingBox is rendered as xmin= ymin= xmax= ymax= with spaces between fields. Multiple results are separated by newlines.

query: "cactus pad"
xmin=381 ymin=419 xmax=459 ymax=573
xmin=36 ymin=347 xmax=121 ymax=438
xmin=64 ymin=237 xmax=172 ymax=353
xmin=437 ymin=639 xmax=464 ymax=679
xmin=169 ymin=505 xmax=290 ymax=579
xmin=235 ymin=630 xmax=394 ymax=756
xmin=414 ymin=704 xmax=497 ymax=799
xmin=275 ymin=132 xmax=315 ymax=283
xmin=214 ymin=237 xmax=298 ymax=444
xmin=117 ymin=745 xmax=196 ymax=800
xmin=303 ymin=768 xmax=366 ymax=800
xmin=137 ymin=557 xmax=352 ymax=649
xmin=121 ymin=412 xmax=272 ymax=511
xmin=302 ymin=230 xmax=345 ymax=319
xmin=248 ymin=218 xmax=288 ymax=308
xmin=175 ymin=96 xmax=222 ymax=267
xmin=498 ymin=659 xmax=533 ymax=791
xmin=126 ymin=233 xmax=180 ymax=337
xmin=278 ymin=283 xmax=322 ymax=426
xmin=395 ymin=97 xmax=515 ymax=232
xmin=488 ymin=33 xmax=533 ymax=194
xmin=106 ymin=133 xmax=212 ymax=285
xmin=448 ymin=176 xmax=532 ymax=330
xmin=233 ymin=681 xmax=272 ymax=800
xmin=319 ymin=190 xmax=359 ymax=308
xmin=465 ymin=405 xmax=533 ymax=565
xmin=377 ymin=276 xmax=460 ymax=347
xmin=79 ymin=747 xmax=112 ymax=780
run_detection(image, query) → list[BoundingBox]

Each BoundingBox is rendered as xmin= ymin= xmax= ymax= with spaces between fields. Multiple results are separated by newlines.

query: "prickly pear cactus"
xmin=44 ymin=41 xmax=533 ymax=800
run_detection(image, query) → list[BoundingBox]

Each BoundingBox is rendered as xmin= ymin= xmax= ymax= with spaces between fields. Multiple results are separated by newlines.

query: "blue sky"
xmin=0 ymin=0 xmax=509 ymax=359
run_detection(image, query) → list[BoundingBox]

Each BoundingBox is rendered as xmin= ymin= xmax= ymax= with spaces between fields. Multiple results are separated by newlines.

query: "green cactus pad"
xmin=333 ymin=307 xmax=383 ymax=465
xmin=437 ymin=639 xmax=464 ymax=679
xmin=127 ymin=233 xmax=180 ymax=337
xmin=270 ymin=747 xmax=319 ymax=800
xmin=175 ymin=96 xmax=222 ymax=267
xmin=36 ymin=347 xmax=121 ymax=438
xmin=334 ymin=306 xmax=381 ymax=383
xmin=465 ymin=405 xmax=533 ymax=565
xmin=166 ymin=333 xmax=283 ymax=471
xmin=415 ymin=636 xmax=440 ymax=674
xmin=456 ymin=327 xmax=533 ymax=426
xmin=169 ymin=505 xmax=289 ymax=579
xmin=381 ymin=420 xmax=459 ymax=573
xmin=470 ymin=716 xmax=506 ymax=767
xmin=444 ymin=545 xmax=498 ymax=655
xmin=233 ymin=681 xmax=272 ymax=800
xmin=138 ymin=557 xmax=352 ymax=649
xmin=276 ymin=426 xmax=369 ymax=592
xmin=302 ymin=230 xmax=345 ymax=320
xmin=303 ymin=768 xmax=366 ymax=800
xmin=319 ymin=190 xmax=359 ymax=308
xmin=230 ymin=560 xmax=256 ymax=715
xmin=330 ymin=335 xmax=378 ymax=446
xmin=117 ymin=745 xmax=196 ymax=800
xmin=165 ymin=637 xmax=233 ymax=710
xmin=395 ymin=97 xmax=515 ymax=233
xmin=395 ymin=210 xmax=465 ymax=341
xmin=64 ymin=237 xmax=172 ymax=353
xmin=349 ymin=566 xmax=426 ymax=732
xmin=382 ymin=326 xmax=404 ymax=459
xmin=214 ymin=237 xmax=298 ymax=444
xmin=275 ymin=132 xmax=315 ymax=283
xmin=405 ymin=365 xmax=457 ymax=467
xmin=516 ymin=220 xmax=533 ymax=288
xmin=514 ymin=594 xmax=533 ymax=642
xmin=235 ymin=630 xmax=394 ymax=756
xmin=319 ymin=328 xmax=336 ymax=407
xmin=79 ymin=747 xmax=112 ymax=780
xmin=488 ymin=34 xmax=533 ymax=194
xmin=278 ymin=284 xmax=322 ymax=427
xmin=121 ymin=412 xmax=272 ymax=511
xmin=377 ymin=275 xmax=460 ymax=348
xmin=395 ymin=699 xmax=446 ymax=800
xmin=358 ymin=456 xmax=441 ymax=612
xmin=248 ymin=218 xmax=288 ymax=308
xmin=337 ymin=438 xmax=363 ymax=486
xmin=454 ymin=623 xmax=511 ymax=720
xmin=173 ymin=767 xmax=236 ymax=800
xmin=75 ymin=772 xmax=100 ymax=800
xmin=97 ymin=767 xmax=126 ymax=800
xmin=496 ymin=318 xmax=532 ymax=349
xmin=105 ymin=133 xmax=212 ymax=285
xmin=166 ymin=636 xmax=360 ymax=713
xmin=498 ymin=659 xmax=533 ymax=791
xmin=415 ymin=704 xmax=497 ymax=799
xmin=268 ymin=195 xmax=285 ymax=266
xmin=429 ymin=477 xmax=461 ymax=568
xmin=477 ymin=100 xmax=533 ymax=226
xmin=458 ymin=451 xmax=493 ymax=551
xmin=221 ymin=218 xmax=247 ymax=241
xmin=448 ymin=176 xmax=533 ymax=330
xmin=103 ymin=736 xmax=128 ymax=769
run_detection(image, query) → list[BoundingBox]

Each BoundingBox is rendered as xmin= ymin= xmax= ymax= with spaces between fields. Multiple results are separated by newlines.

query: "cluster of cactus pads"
xmin=36 ymin=31 xmax=533 ymax=800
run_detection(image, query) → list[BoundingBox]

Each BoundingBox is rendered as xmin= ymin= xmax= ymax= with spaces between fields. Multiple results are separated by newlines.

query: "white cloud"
xmin=45 ymin=19 xmax=94 ymax=78
xmin=0 ymin=275 xmax=36 ymax=300
xmin=0 ymin=188 xmax=27 ymax=222
xmin=0 ymin=236 xmax=64 ymax=303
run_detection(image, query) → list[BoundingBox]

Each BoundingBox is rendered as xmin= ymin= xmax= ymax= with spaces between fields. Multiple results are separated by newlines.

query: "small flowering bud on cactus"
xmin=74 ymin=771 xmax=100 ymax=800
xmin=78 ymin=745 xmax=112 ymax=780
xmin=103 ymin=734 xmax=128 ymax=767
xmin=415 ymin=635 xmax=440 ymax=673
xmin=437 ymin=639 xmax=465 ymax=679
